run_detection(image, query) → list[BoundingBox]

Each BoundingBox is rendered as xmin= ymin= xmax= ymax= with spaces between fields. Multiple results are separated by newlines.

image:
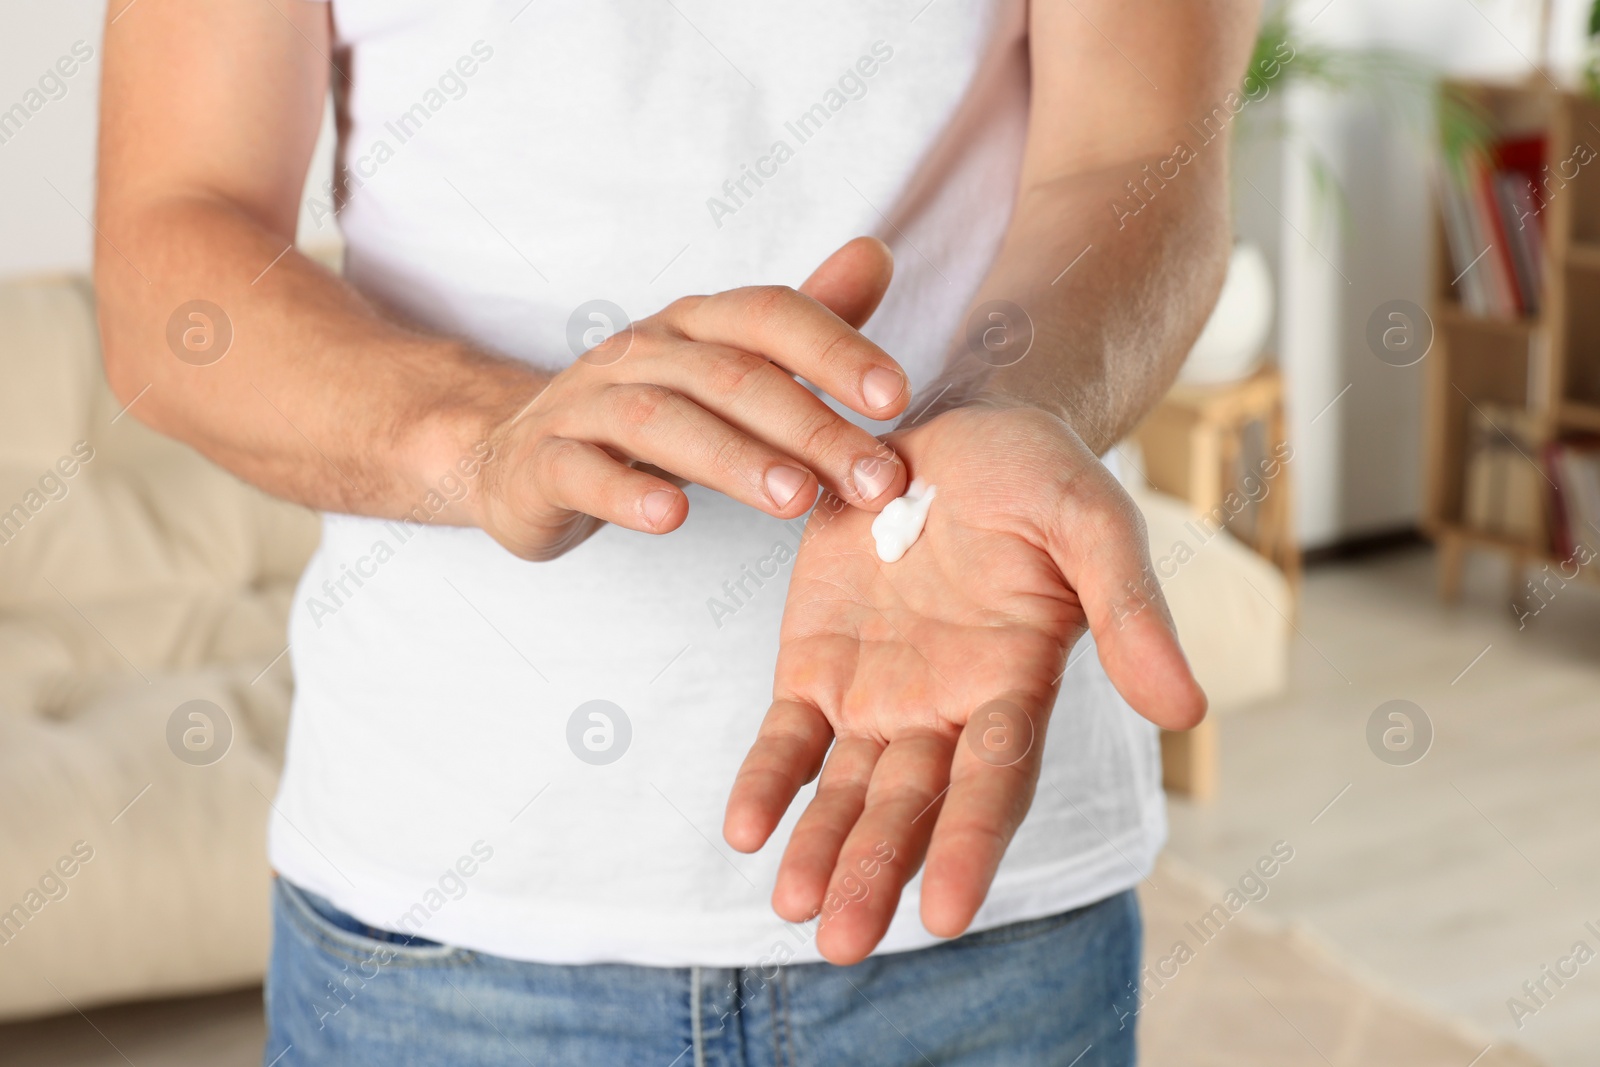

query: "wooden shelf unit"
xmin=1425 ymin=80 xmax=1600 ymax=601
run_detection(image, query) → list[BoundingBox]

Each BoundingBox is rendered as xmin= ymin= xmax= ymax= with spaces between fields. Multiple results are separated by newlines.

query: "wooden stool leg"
xmin=1438 ymin=531 xmax=1466 ymax=603
xmin=1161 ymin=718 xmax=1218 ymax=801
xmin=1189 ymin=424 xmax=1224 ymax=522
xmin=1267 ymin=398 xmax=1301 ymax=612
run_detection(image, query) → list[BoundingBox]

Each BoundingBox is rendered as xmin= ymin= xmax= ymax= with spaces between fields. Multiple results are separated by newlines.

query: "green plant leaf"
xmin=1234 ymin=1 xmax=1493 ymax=228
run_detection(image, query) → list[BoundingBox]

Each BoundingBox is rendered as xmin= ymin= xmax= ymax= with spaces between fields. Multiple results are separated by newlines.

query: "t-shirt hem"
xmin=269 ymin=807 xmax=1166 ymax=968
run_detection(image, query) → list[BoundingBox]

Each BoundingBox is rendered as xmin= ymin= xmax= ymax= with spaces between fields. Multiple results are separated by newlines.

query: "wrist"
xmin=897 ymin=366 xmax=1043 ymax=437
xmin=397 ymin=345 xmax=547 ymax=528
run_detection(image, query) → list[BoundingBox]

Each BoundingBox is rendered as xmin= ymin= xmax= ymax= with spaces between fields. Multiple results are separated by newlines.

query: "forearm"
xmin=909 ymin=158 xmax=1231 ymax=455
xmin=905 ymin=0 xmax=1255 ymax=454
xmin=95 ymin=194 xmax=545 ymax=523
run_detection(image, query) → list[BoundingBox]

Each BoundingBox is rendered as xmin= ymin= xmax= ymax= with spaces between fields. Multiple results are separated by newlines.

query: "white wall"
xmin=1 ymin=1 xmax=109 ymax=278
xmin=0 ymin=0 xmax=335 ymax=280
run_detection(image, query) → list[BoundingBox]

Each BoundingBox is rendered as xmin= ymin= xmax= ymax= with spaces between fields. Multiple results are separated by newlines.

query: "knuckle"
xmin=743 ymin=284 xmax=797 ymax=321
xmin=536 ymin=436 xmax=586 ymax=475
xmin=790 ymin=407 xmax=851 ymax=465
xmin=1082 ymin=488 xmax=1140 ymax=543
xmin=528 ymin=439 xmax=589 ymax=511
xmin=705 ymin=428 xmax=754 ymax=478
xmin=613 ymin=383 xmax=675 ymax=428
xmin=810 ymin=328 xmax=858 ymax=374
xmin=662 ymin=294 xmax=706 ymax=327
xmin=706 ymin=349 xmax=772 ymax=396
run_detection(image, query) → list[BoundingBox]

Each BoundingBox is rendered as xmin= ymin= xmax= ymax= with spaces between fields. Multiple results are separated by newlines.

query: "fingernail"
xmin=862 ymin=367 xmax=904 ymax=412
xmin=851 ymin=454 xmax=898 ymax=500
xmin=642 ymin=490 xmax=677 ymax=528
xmin=765 ymin=465 xmax=809 ymax=508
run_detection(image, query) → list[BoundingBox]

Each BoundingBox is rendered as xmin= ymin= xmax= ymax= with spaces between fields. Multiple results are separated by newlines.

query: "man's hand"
xmin=718 ymin=0 xmax=1255 ymax=961
xmin=471 ymin=238 xmax=911 ymax=560
xmin=722 ymin=404 xmax=1204 ymax=964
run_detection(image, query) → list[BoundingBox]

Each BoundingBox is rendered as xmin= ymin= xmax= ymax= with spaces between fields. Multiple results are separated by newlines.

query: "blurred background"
xmin=2 ymin=1 xmax=1598 ymax=1065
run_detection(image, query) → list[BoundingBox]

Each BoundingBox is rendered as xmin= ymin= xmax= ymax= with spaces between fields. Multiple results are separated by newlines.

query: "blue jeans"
xmin=265 ymin=876 xmax=1139 ymax=1066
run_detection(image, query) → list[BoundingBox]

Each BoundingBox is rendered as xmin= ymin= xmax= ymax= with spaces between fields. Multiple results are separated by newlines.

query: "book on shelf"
xmin=1496 ymin=173 xmax=1541 ymax=315
xmin=1440 ymin=174 xmax=1490 ymax=314
xmin=1496 ymin=134 xmax=1548 ymax=315
xmin=1472 ymin=164 xmax=1521 ymax=316
xmin=1462 ymin=404 xmax=1543 ymax=546
xmin=1437 ymin=135 xmax=1547 ymax=319
xmin=1545 ymin=438 xmax=1600 ymax=558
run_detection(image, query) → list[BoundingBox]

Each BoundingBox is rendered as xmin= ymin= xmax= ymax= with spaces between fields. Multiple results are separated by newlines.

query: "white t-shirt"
xmin=273 ymin=0 xmax=1165 ymax=966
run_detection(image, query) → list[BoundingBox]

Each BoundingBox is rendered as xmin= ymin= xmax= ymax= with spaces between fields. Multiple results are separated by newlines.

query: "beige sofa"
xmin=0 ymin=275 xmax=318 ymax=1021
xmin=0 ymin=272 xmax=1289 ymax=1021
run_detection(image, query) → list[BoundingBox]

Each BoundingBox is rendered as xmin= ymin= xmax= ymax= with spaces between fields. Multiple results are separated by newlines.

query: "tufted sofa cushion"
xmin=0 ymin=274 xmax=319 ymax=1020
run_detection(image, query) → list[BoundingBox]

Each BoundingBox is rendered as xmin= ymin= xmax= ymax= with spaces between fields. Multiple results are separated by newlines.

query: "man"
xmin=96 ymin=1 xmax=1255 ymax=1063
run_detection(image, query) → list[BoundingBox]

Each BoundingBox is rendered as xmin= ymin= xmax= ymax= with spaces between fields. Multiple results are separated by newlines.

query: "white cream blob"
xmin=871 ymin=478 xmax=937 ymax=563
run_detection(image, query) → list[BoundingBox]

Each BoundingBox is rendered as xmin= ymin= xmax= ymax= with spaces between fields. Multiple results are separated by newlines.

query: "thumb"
xmin=799 ymin=236 xmax=894 ymax=329
xmin=1045 ymin=490 xmax=1208 ymax=732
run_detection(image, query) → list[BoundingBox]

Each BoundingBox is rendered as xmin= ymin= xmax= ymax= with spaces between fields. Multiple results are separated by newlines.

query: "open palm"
xmin=723 ymin=403 xmax=1206 ymax=964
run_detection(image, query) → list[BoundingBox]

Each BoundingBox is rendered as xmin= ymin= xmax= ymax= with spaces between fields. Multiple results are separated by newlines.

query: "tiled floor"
xmin=1164 ymin=546 xmax=1600 ymax=1067
xmin=1138 ymin=854 xmax=1539 ymax=1066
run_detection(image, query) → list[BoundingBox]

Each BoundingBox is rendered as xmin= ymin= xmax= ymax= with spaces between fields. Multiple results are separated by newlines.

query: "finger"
xmin=920 ymin=696 xmax=1047 ymax=939
xmin=813 ymin=730 xmax=955 ymax=966
xmin=645 ymin=342 xmax=906 ymax=509
xmin=670 ymin=285 xmax=910 ymax=422
xmin=771 ymin=736 xmax=883 ymax=924
xmin=724 ymin=699 xmax=834 ymax=854
xmin=1045 ymin=487 xmax=1207 ymax=731
xmin=798 ymin=236 xmax=894 ymax=330
xmin=531 ymin=436 xmax=687 ymax=533
xmin=592 ymin=384 xmax=821 ymax=519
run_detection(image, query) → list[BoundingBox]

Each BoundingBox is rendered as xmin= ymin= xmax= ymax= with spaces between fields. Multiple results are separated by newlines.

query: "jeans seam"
xmin=690 ymin=965 xmax=705 ymax=1067
xmin=776 ymin=966 xmax=794 ymax=1067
